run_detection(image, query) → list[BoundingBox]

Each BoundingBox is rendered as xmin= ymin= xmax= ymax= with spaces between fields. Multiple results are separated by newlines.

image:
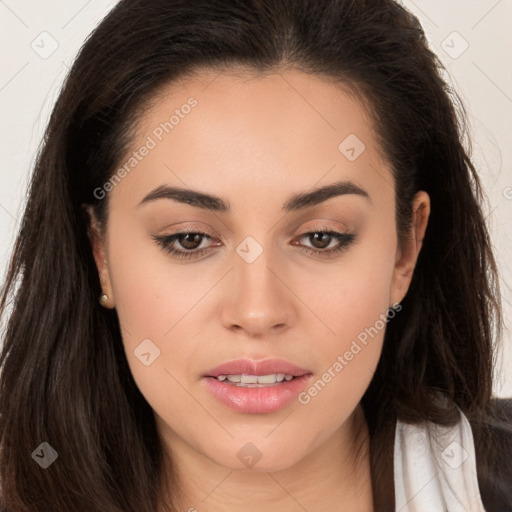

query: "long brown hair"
xmin=1 ymin=0 xmax=508 ymax=510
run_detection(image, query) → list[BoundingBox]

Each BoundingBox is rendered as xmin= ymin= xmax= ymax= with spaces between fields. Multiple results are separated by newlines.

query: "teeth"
xmin=256 ymin=374 xmax=277 ymax=384
xmin=216 ymin=373 xmax=295 ymax=384
xmin=242 ymin=374 xmax=259 ymax=384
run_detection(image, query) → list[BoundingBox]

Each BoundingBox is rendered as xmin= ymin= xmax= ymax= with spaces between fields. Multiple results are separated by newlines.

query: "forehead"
xmin=112 ymin=68 xmax=393 ymax=209
xmin=138 ymin=67 xmax=377 ymax=155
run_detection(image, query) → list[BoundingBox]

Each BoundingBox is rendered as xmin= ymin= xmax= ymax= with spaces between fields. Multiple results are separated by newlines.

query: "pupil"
xmin=312 ymin=232 xmax=330 ymax=249
xmin=180 ymin=233 xmax=201 ymax=249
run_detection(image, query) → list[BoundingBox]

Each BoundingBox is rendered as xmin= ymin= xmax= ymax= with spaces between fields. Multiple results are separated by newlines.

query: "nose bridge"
xmin=222 ymin=232 xmax=292 ymax=333
xmin=235 ymin=233 xmax=281 ymax=307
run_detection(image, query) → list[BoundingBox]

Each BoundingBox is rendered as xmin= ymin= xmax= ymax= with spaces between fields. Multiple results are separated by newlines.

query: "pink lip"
xmin=201 ymin=358 xmax=313 ymax=414
xmin=203 ymin=358 xmax=312 ymax=378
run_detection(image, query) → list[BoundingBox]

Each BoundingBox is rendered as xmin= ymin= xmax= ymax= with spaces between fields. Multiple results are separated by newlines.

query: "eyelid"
xmin=152 ymin=224 xmax=357 ymax=260
xmin=156 ymin=224 xmax=220 ymax=240
xmin=296 ymin=222 xmax=353 ymax=236
xmin=155 ymin=222 xmax=351 ymax=244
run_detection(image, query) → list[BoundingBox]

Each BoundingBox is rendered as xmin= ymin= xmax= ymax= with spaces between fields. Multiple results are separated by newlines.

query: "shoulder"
xmin=472 ymin=397 xmax=512 ymax=512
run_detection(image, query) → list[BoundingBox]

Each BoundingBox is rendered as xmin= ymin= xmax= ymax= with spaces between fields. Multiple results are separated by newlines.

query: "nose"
xmin=220 ymin=241 xmax=295 ymax=337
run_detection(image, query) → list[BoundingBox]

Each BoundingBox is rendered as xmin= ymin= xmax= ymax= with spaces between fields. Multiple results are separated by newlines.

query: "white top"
xmin=394 ymin=408 xmax=486 ymax=511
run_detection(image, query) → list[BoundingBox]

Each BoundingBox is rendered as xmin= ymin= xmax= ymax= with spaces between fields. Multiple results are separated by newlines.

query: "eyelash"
xmin=152 ymin=227 xmax=356 ymax=260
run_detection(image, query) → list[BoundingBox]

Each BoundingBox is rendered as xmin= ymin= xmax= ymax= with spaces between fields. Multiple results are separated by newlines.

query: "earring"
xmin=99 ymin=294 xmax=109 ymax=307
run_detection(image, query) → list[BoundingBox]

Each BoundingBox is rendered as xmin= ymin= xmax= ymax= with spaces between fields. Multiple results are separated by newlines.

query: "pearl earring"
xmin=99 ymin=294 xmax=109 ymax=307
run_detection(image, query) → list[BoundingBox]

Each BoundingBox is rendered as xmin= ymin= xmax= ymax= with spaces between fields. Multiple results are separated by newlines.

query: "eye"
xmin=152 ymin=229 xmax=218 ymax=260
xmin=292 ymin=228 xmax=356 ymax=257
xmin=152 ymin=227 xmax=356 ymax=260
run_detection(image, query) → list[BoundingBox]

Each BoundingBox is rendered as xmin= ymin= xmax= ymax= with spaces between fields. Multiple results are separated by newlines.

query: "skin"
xmin=86 ymin=68 xmax=430 ymax=511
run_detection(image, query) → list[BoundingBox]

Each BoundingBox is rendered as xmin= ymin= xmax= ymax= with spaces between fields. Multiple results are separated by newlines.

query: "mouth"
xmin=210 ymin=373 xmax=299 ymax=387
xmin=201 ymin=358 xmax=313 ymax=413
xmin=203 ymin=357 xmax=311 ymax=380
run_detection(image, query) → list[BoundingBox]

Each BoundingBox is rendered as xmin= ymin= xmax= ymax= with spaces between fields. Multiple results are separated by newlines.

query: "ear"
xmin=82 ymin=204 xmax=115 ymax=308
xmin=390 ymin=190 xmax=430 ymax=306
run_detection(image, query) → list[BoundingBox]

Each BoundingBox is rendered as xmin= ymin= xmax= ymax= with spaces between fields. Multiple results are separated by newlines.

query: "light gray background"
xmin=1 ymin=0 xmax=511 ymax=396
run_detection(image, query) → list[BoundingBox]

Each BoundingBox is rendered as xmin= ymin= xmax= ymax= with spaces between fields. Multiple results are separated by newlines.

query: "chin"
xmin=209 ymin=441 xmax=307 ymax=473
xmin=228 ymin=457 xmax=299 ymax=473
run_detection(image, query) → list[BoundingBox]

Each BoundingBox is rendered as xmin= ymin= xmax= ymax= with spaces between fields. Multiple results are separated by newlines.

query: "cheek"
xmin=296 ymin=224 xmax=397 ymax=411
xmin=312 ymin=218 xmax=397 ymax=340
xmin=105 ymin=223 xmax=200 ymax=396
xmin=107 ymin=221 xmax=200 ymax=339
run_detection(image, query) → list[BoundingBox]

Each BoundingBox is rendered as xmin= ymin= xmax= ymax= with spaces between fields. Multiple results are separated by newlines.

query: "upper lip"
xmin=203 ymin=358 xmax=312 ymax=378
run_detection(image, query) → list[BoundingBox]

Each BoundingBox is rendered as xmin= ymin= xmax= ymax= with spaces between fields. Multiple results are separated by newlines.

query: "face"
xmin=87 ymin=68 xmax=429 ymax=474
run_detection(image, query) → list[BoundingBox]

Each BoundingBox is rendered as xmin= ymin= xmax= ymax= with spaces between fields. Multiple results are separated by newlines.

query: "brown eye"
xmin=153 ymin=228 xmax=356 ymax=261
xmin=308 ymin=232 xmax=333 ymax=249
xmin=177 ymin=233 xmax=204 ymax=250
xmin=152 ymin=231 xmax=216 ymax=260
xmin=293 ymin=229 xmax=357 ymax=257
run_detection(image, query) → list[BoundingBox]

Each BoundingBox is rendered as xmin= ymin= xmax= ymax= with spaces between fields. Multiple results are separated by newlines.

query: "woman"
xmin=0 ymin=0 xmax=511 ymax=510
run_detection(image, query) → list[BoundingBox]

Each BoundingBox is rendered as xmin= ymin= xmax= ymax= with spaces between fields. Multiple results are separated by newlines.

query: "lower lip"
xmin=202 ymin=374 xmax=313 ymax=414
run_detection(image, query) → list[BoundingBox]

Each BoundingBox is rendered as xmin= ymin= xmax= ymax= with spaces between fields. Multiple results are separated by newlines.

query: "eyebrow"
xmin=138 ymin=180 xmax=371 ymax=212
